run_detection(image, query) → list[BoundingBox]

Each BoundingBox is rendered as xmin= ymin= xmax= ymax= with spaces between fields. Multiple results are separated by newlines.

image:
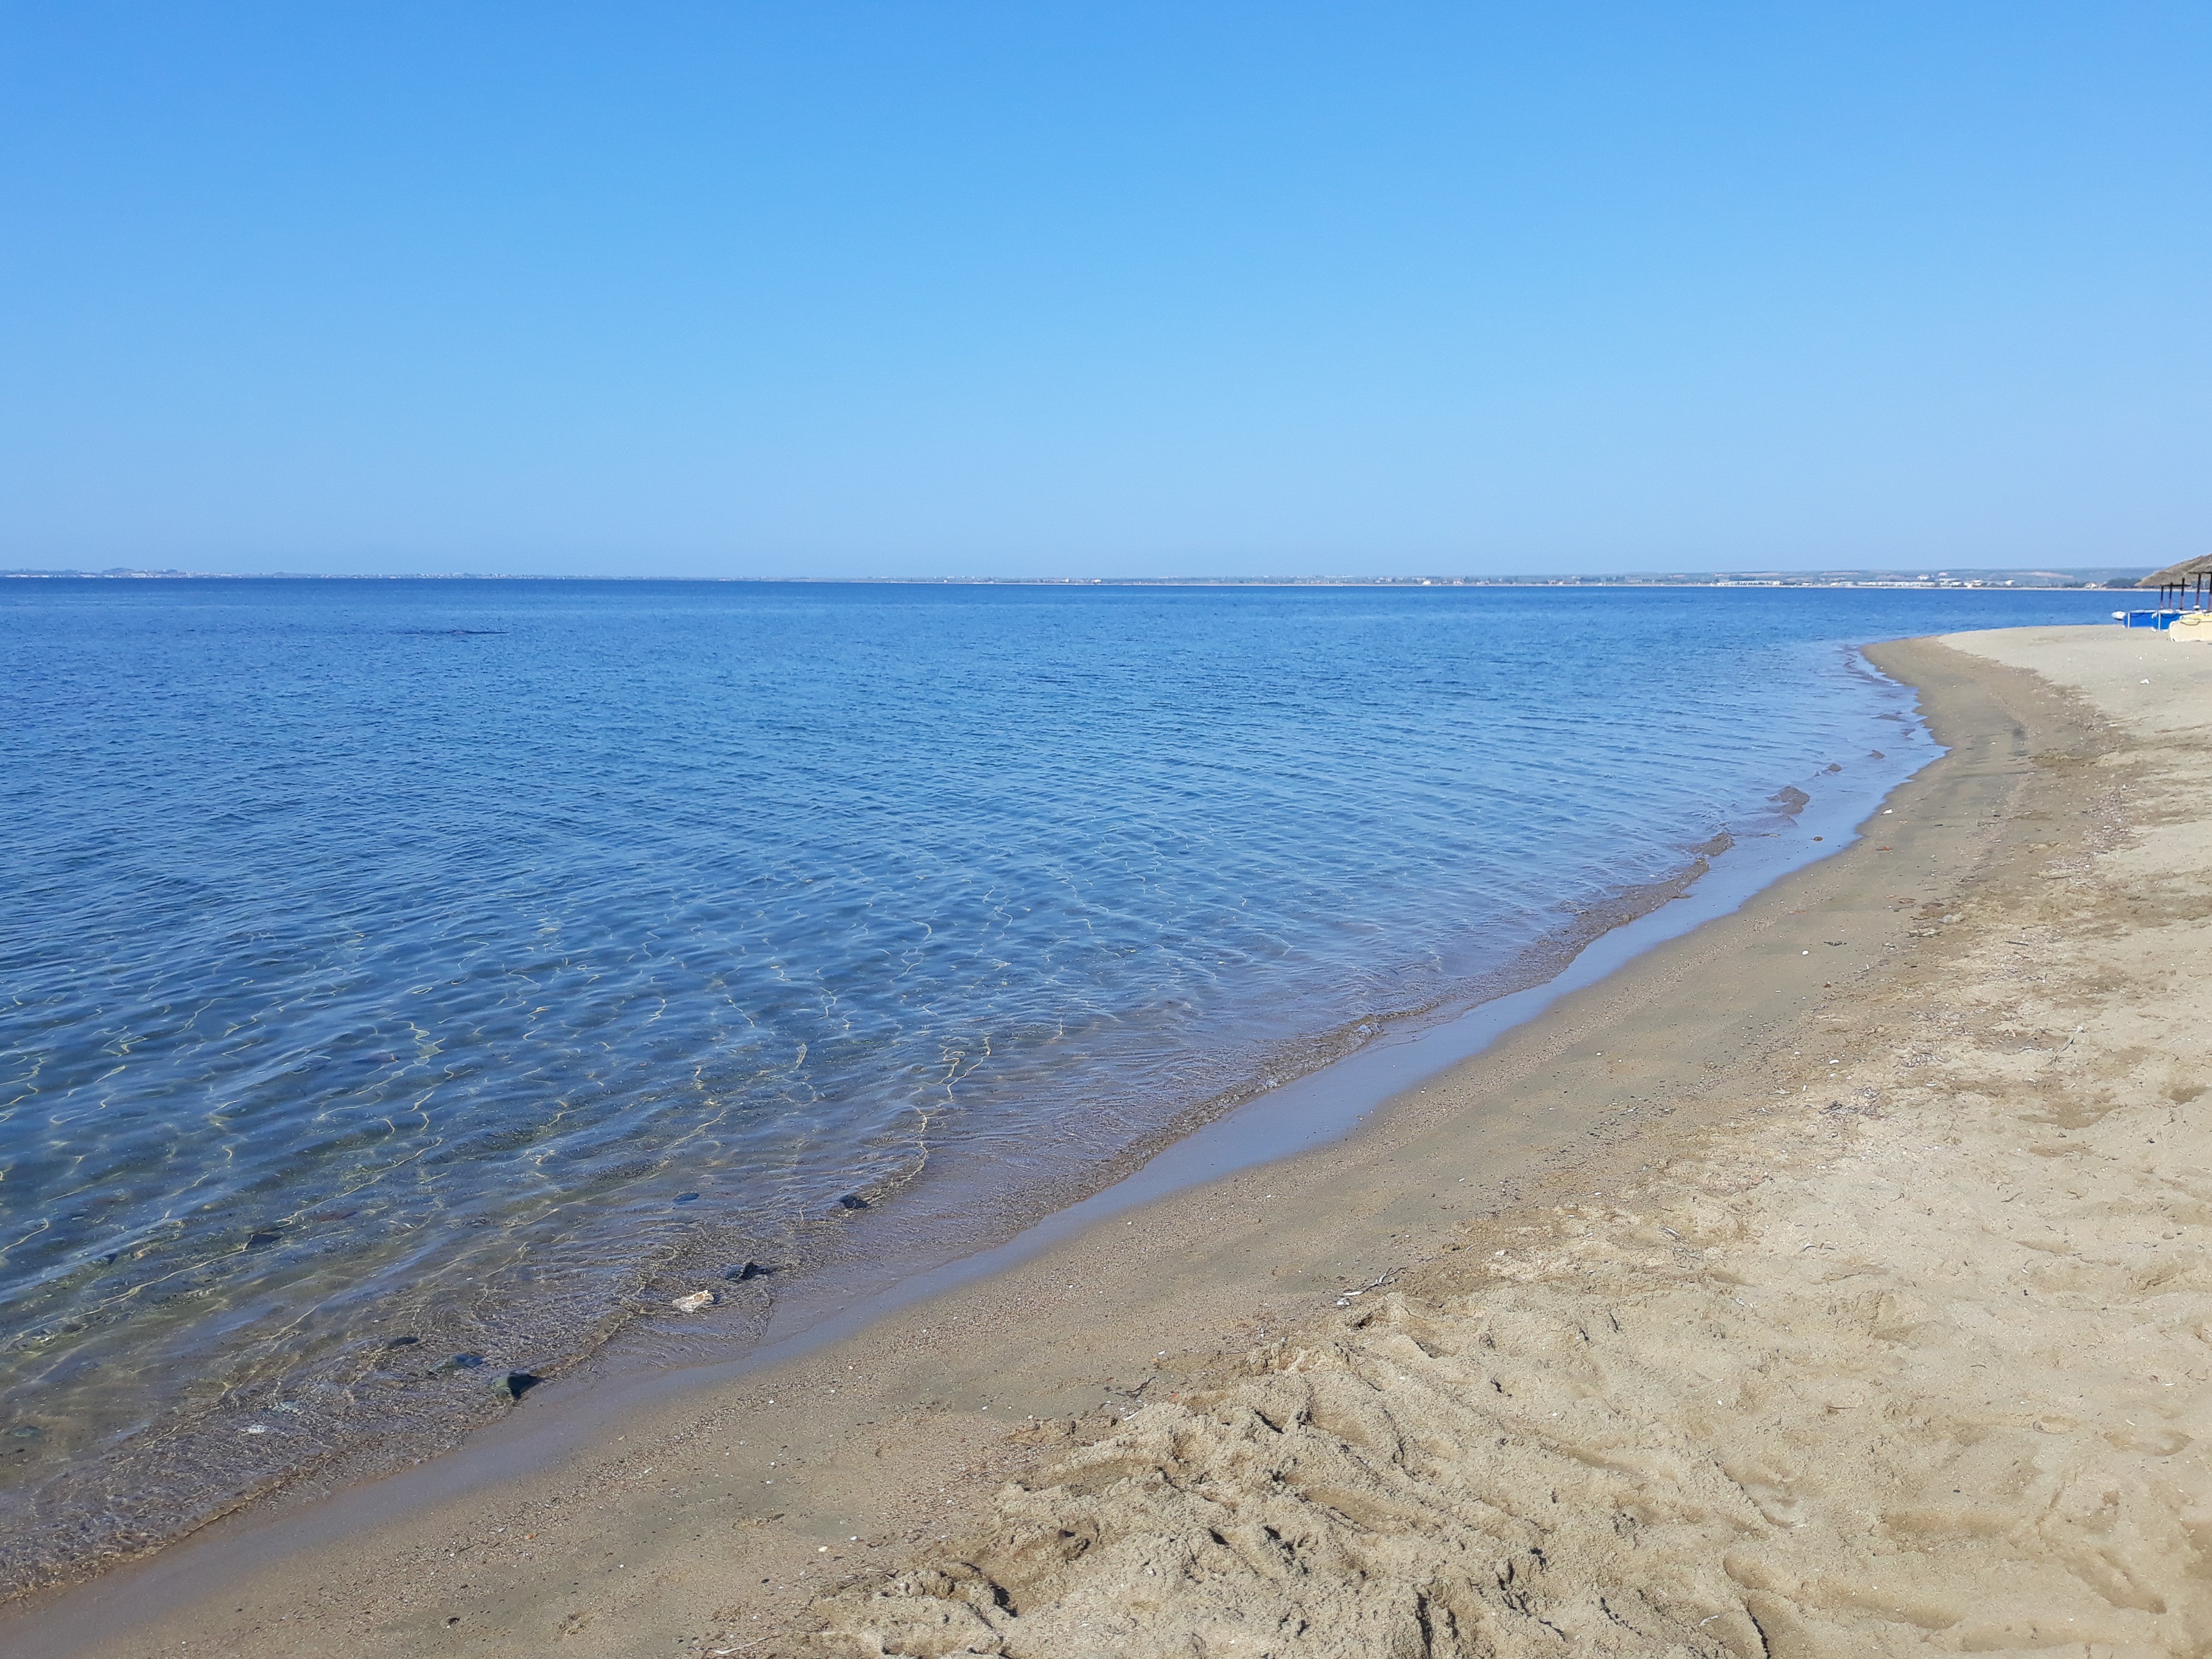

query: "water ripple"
xmin=0 ymin=578 xmax=2118 ymax=1589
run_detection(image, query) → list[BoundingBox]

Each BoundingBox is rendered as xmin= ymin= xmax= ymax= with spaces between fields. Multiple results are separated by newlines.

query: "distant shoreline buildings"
xmin=0 ymin=567 xmax=2148 ymax=588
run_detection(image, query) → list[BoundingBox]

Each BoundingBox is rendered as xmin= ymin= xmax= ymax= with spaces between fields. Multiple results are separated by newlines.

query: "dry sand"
xmin=9 ymin=624 xmax=2208 ymax=1659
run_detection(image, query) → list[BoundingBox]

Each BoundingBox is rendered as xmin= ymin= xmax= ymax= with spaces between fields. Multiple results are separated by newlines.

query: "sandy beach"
xmin=10 ymin=621 xmax=2210 ymax=1659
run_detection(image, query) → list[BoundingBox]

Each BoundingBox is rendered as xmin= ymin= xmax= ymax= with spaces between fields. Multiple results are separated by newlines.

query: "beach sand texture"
xmin=9 ymin=624 xmax=2208 ymax=1659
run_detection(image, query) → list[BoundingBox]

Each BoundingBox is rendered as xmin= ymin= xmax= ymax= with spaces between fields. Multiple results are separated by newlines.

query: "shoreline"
xmin=0 ymin=624 xmax=2152 ymax=1658
xmin=608 ymin=687 xmax=1926 ymax=1417
xmin=813 ymin=624 xmax=2212 ymax=1656
xmin=0 ymin=648 xmax=1926 ymax=1605
xmin=4 ymin=572 xmax=2137 ymax=590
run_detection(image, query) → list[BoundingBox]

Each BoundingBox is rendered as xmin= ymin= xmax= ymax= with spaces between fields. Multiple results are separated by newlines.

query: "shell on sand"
xmin=669 ymin=1290 xmax=717 ymax=1313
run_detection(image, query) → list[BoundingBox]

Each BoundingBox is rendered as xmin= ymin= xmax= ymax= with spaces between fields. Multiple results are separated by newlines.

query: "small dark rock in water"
xmin=448 ymin=1352 xmax=486 ymax=1370
xmin=674 ymin=1192 xmax=700 ymax=1204
xmin=385 ymin=1335 xmax=421 ymax=1350
xmin=837 ymin=1194 xmax=869 ymax=1211
xmin=245 ymin=1230 xmax=280 ymax=1249
xmin=727 ymin=1262 xmax=774 ymax=1282
xmin=505 ymin=1371 xmax=541 ymax=1400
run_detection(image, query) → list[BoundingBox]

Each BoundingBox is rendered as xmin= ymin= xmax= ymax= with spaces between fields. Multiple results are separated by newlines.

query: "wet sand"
xmin=9 ymin=623 xmax=2204 ymax=1658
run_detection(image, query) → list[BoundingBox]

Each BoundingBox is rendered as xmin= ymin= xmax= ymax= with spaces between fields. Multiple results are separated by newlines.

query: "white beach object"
xmin=2170 ymin=612 xmax=2212 ymax=643
xmin=671 ymin=1289 xmax=717 ymax=1313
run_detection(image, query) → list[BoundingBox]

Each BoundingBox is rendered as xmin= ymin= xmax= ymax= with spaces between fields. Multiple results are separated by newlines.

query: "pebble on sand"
xmin=672 ymin=1289 xmax=718 ymax=1313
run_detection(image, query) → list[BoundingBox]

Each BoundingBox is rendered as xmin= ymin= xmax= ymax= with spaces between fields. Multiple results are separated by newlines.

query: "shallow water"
xmin=0 ymin=580 xmax=2119 ymax=1585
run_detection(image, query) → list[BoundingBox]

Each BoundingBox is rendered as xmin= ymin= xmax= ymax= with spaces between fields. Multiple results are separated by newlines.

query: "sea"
xmin=0 ymin=578 xmax=2124 ymax=1589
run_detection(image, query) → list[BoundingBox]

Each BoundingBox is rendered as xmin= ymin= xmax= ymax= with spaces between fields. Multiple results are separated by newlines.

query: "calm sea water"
xmin=0 ymin=579 xmax=2120 ymax=1585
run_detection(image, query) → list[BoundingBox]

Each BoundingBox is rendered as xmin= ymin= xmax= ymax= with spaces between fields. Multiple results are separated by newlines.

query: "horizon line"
xmin=0 ymin=567 xmax=2147 ymax=588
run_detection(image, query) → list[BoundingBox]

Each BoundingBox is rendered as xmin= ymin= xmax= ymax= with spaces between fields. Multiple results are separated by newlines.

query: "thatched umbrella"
xmin=2137 ymin=553 xmax=2212 ymax=611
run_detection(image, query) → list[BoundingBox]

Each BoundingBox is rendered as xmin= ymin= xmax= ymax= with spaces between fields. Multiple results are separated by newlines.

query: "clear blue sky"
xmin=3 ymin=3 xmax=2205 ymax=578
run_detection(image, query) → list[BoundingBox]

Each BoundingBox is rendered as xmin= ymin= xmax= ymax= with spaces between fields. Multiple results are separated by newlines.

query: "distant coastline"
xmin=0 ymin=566 xmax=2146 ymax=588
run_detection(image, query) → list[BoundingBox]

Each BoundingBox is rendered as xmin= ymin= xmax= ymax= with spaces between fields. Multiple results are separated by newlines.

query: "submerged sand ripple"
xmin=820 ymin=628 xmax=2212 ymax=1658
